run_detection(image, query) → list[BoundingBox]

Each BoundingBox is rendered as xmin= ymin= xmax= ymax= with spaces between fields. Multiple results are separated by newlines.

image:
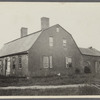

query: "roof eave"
xmin=81 ymin=53 xmax=100 ymax=57
xmin=0 ymin=51 xmax=28 ymax=58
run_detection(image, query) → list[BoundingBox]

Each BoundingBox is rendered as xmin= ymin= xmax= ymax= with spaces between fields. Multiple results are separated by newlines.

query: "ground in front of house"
xmin=0 ymin=73 xmax=100 ymax=95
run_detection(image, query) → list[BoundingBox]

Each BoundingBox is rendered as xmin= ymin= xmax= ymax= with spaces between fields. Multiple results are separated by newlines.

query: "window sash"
xmin=0 ymin=60 xmax=2 ymax=66
xmin=43 ymin=57 xmax=49 ymax=68
xmin=63 ymin=39 xmax=67 ymax=47
xmin=19 ymin=56 xmax=22 ymax=69
xmin=56 ymin=28 xmax=59 ymax=32
xmin=12 ymin=57 xmax=16 ymax=69
xmin=43 ymin=56 xmax=53 ymax=68
xmin=49 ymin=37 xmax=53 ymax=46
xmin=66 ymin=57 xmax=72 ymax=68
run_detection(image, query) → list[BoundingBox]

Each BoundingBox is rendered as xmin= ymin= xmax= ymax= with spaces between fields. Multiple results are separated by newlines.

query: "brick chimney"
xmin=21 ymin=27 xmax=28 ymax=38
xmin=41 ymin=17 xmax=49 ymax=30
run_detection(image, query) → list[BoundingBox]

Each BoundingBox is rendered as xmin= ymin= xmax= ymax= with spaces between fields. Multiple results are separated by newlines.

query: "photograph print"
xmin=0 ymin=2 xmax=99 ymax=96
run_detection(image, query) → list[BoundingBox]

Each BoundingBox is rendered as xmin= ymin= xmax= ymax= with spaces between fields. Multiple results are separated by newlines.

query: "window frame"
xmin=65 ymin=57 xmax=72 ymax=68
xmin=12 ymin=57 xmax=16 ymax=69
xmin=43 ymin=56 xmax=53 ymax=69
xmin=0 ymin=60 xmax=3 ymax=71
xmin=49 ymin=36 xmax=53 ymax=47
xmin=63 ymin=39 xmax=67 ymax=47
xmin=18 ymin=55 xmax=22 ymax=69
xmin=56 ymin=28 xmax=59 ymax=32
xmin=43 ymin=56 xmax=49 ymax=68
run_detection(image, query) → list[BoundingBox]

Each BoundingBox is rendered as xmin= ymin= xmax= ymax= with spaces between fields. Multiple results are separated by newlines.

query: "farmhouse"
xmin=0 ymin=17 xmax=100 ymax=77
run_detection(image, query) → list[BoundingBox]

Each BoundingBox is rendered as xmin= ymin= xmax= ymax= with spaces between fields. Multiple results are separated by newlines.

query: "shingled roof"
xmin=0 ymin=24 xmax=100 ymax=58
xmin=79 ymin=47 xmax=100 ymax=56
xmin=0 ymin=30 xmax=42 ymax=57
xmin=0 ymin=24 xmax=59 ymax=57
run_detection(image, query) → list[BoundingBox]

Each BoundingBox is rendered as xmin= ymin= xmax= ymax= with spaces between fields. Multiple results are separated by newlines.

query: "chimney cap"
xmin=21 ymin=27 xmax=27 ymax=29
xmin=41 ymin=17 xmax=49 ymax=19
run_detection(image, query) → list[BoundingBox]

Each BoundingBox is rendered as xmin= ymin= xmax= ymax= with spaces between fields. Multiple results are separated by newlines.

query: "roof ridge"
xmin=5 ymin=24 xmax=58 ymax=45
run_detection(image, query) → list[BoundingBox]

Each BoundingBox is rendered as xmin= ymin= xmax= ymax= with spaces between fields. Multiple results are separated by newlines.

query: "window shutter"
xmin=50 ymin=56 xmax=53 ymax=68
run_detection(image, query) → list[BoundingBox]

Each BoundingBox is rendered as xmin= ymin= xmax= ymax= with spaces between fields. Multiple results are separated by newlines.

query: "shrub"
xmin=75 ymin=68 xmax=80 ymax=74
xmin=84 ymin=66 xmax=91 ymax=73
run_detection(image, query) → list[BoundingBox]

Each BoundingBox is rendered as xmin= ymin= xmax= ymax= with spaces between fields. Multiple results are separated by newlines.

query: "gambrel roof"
xmin=0 ymin=30 xmax=42 ymax=57
xmin=0 ymin=24 xmax=59 ymax=57
xmin=0 ymin=24 xmax=100 ymax=58
xmin=79 ymin=47 xmax=100 ymax=57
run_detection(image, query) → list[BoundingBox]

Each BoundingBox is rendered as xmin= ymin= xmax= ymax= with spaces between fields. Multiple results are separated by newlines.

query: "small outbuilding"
xmin=80 ymin=47 xmax=100 ymax=74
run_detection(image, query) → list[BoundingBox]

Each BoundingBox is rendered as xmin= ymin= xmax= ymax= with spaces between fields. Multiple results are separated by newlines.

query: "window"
xmin=63 ymin=39 xmax=67 ymax=47
xmin=6 ymin=57 xmax=11 ymax=76
xmin=0 ymin=60 xmax=3 ymax=67
xmin=19 ymin=55 xmax=22 ymax=69
xmin=43 ymin=56 xmax=49 ymax=68
xmin=95 ymin=61 xmax=100 ymax=73
xmin=66 ymin=57 xmax=72 ymax=68
xmin=12 ymin=57 xmax=16 ymax=69
xmin=49 ymin=37 xmax=53 ymax=47
xmin=0 ymin=60 xmax=3 ymax=72
xmin=56 ymin=28 xmax=59 ymax=32
xmin=43 ymin=56 xmax=53 ymax=68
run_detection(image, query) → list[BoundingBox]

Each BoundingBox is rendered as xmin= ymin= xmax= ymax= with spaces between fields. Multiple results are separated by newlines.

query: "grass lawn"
xmin=0 ymin=73 xmax=99 ymax=95
xmin=0 ymin=86 xmax=100 ymax=95
xmin=0 ymin=74 xmax=94 ymax=87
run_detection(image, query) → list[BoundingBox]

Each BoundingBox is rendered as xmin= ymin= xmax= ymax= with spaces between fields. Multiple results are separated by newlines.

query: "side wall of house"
xmin=28 ymin=25 xmax=82 ymax=77
xmin=81 ymin=55 xmax=100 ymax=74
xmin=0 ymin=54 xmax=29 ymax=77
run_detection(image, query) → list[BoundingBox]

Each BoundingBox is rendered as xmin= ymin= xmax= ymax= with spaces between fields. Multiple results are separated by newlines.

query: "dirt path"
xmin=0 ymin=84 xmax=86 ymax=90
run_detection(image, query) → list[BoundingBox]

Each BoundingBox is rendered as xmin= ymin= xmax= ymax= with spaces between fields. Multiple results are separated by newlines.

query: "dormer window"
xmin=56 ymin=28 xmax=59 ymax=32
xmin=49 ymin=37 xmax=53 ymax=47
xmin=63 ymin=39 xmax=67 ymax=47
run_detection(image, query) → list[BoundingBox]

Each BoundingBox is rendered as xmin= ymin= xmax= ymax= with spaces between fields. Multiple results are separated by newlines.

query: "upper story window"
xmin=63 ymin=39 xmax=67 ymax=47
xmin=56 ymin=28 xmax=59 ymax=32
xmin=49 ymin=37 xmax=53 ymax=47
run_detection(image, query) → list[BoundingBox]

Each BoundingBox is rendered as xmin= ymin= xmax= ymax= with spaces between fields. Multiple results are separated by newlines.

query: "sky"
xmin=0 ymin=2 xmax=100 ymax=50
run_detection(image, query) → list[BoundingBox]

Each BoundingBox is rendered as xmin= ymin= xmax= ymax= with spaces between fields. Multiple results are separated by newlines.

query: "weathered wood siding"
xmin=0 ymin=54 xmax=28 ymax=77
xmin=81 ymin=55 xmax=100 ymax=74
xmin=28 ymin=25 xmax=82 ymax=77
